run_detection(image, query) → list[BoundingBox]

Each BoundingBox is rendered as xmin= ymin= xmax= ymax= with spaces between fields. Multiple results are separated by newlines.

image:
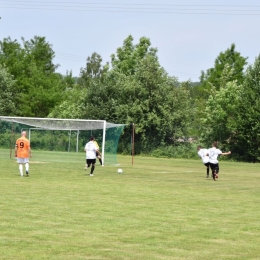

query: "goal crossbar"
xmin=0 ymin=116 xmax=125 ymax=130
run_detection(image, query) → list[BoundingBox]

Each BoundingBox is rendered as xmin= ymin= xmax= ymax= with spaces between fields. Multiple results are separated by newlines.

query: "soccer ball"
xmin=118 ymin=168 xmax=123 ymax=173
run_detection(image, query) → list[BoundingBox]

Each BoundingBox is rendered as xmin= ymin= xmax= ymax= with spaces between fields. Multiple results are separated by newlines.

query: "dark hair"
xmin=197 ymin=145 xmax=202 ymax=149
xmin=212 ymin=141 xmax=217 ymax=147
xmin=89 ymin=136 xmax=95 ymax=141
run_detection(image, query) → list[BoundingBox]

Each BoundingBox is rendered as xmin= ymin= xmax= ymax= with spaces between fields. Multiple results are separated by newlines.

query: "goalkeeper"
xmin=93 ymin=137 xmax=103 ymax=166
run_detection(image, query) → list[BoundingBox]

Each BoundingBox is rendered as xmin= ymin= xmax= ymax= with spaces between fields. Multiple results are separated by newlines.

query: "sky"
xmin=1 ymin=0 xmax=260 ymax=82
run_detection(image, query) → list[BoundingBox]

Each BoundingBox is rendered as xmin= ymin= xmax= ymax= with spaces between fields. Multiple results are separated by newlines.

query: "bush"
xmin=150 ymin=143 xmax=198 ymax=159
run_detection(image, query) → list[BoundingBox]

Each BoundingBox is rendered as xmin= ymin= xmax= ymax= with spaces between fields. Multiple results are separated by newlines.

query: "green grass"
xmin=0 ymin=148 xmax=260 ymax=260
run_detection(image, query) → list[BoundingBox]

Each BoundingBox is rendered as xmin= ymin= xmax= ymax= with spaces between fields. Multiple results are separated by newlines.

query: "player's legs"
xmin=90 ymin=164 xmax=95 ymax=175
xmin=25 ymin=162 xmax=29 ymax=176
xmin=85 ymin=159 xmax=91 ymax=170
xmin=214 ymin=164 xmax=219 ymax=179
xmin=204 ymin=163 xmax=210 ymax=178
xmin=17 ymin=158 xmax=27 ymax=176
xmin=86 ymin=159 xmax=96 ymax=176
xmin=19 ymin=164 xmax=23 ymax=176
xmin=90 ymin=159 xmax=96 ymax=175
xmin=209 ymin=163 xmax=217 ymax=180
xmin=96 ymin=152 xmax=102 ymax=165
xmin=98 ymin=157 xmax=102 ymax=166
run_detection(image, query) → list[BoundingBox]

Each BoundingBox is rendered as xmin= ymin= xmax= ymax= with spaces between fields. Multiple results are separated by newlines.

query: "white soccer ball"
xmin=118 ymin=168 xmax=123 ymax=173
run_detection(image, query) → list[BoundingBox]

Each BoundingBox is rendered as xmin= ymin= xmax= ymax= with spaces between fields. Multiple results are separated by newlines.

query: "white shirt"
xmin=198 ymin=149 xmax=209 ymax=164
xmin=85 ymin=141 xmax=98 ymax=159
xmin=208 ymin=147 xmax=222 ymax=164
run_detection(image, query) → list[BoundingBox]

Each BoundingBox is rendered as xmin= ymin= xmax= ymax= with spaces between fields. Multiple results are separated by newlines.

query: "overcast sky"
xmin=1 ymin=0 xmax=260 ymax=82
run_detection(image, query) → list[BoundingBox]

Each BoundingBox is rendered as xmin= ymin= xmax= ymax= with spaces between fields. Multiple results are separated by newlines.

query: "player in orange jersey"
xmin=15 ymin=131 xmax=32 ymax=177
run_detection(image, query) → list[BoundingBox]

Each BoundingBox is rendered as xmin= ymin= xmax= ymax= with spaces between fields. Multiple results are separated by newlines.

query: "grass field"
xmin=0 ymin=148 xmax=259 ymax=260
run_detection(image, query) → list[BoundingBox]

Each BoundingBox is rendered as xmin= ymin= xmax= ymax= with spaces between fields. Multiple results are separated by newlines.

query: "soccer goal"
xmin=0 ymin=116 xmax=126 ymax=165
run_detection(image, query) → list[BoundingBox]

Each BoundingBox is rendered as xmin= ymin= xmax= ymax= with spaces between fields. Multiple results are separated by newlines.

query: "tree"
xmin=22 ymin=36 xmax=58 ymax=74
xmin=196 ymin=44 xmax=248 ymax=150
xmin=111 ymin=35 xmax=157 ymax=76
xmin=0 ymin=65 xmax=16 ymax=115
xmin=201 ymin=80 xmax=242 ymax=149
xmin=200 ymin=43 xmax=247 ymax=91
xmin=200 ymin=54 xmax=260 ymax=162
xmin=0 ymin=36 xmax=64 ymax=117
xmin=48 ymin=71 xmax=85 ymax=119
xmin=79 ymin=52 xmax=109 ymax=88
xmin=236 ymin=55 xmax=260 ymax=162
xmin=82 ymin=36 xmax=192 ymax=152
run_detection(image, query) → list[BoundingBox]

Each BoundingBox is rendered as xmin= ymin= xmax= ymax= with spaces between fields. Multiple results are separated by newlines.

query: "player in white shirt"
xmin=208 ymin=141 xmax=231 ymax=181
xmin=197 ymin=145 xmax=210 ymax=178
xmin=84 ymin=136 xmax=100 ymax=176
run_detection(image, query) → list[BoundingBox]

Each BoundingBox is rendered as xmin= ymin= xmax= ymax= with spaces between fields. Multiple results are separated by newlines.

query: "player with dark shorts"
xmin=208 ymin=142 xmax=231 ymax=181
xmin=86 ymin=158 xmax=96 ymax=169
xmin=84 ymin=136 xmax=100 ymax=176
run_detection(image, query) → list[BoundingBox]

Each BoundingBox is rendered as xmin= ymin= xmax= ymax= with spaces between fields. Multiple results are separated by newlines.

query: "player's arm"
xmin=221 ymin=151 xmax=231 ymax=156
xmin=95 ymin=145 xmax=101 ymax=156
xmin=96 ymin=149 xmax=101 ymax=156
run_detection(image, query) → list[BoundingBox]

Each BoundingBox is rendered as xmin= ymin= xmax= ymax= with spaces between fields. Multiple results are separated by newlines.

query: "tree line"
xmin=0 ymin=35 xmax=259 ymax=162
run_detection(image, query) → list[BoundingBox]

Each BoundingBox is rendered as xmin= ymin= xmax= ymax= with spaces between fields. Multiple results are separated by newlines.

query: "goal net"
xmin=0 ymin=116 xmax=126 ymax=165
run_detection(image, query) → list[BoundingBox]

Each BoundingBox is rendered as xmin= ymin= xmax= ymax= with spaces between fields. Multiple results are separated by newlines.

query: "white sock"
xmin=25 ymin=163 xmax=29 ymax=172
xmin=19 ymin=164 xmax=23 ymax=176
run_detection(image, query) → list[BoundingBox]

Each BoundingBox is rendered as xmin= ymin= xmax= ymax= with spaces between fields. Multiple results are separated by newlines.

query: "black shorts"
xmin=204 ymin=162 xmax=210 ymax=167
xmin=86 ymin=159 xmax=96 ymax=165
xmin=209 ymin=163 xmax=219 ymax=173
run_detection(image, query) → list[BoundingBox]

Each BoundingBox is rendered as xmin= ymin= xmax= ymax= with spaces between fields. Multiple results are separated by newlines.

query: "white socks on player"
xmin=19 ymin=164 xmax=23 ymax=176
xmin=19 ymin=163 xmax=29 ymax=176
xmin=25 ymin=163 xmax=29 ymax=172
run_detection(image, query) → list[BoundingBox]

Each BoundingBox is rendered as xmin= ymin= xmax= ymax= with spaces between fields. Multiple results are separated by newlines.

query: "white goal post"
xmin=0 ymin=116 xmax=126 ymax=165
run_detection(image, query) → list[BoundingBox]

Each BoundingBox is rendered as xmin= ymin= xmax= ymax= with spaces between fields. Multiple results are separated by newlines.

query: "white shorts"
xmin=17 ymin=158 xmax=29 ymax=164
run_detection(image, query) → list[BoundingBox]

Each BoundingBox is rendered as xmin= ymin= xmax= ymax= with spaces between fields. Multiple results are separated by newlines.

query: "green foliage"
xmin=200 ymin=43 xmax=247 ymax=91
xmin=81 ymin=35 xmax=192 ymax=152
xmin=201 ymin=81 xmax=241 ymax=148
xmin=235 ymin=55 xmax=260 ymax=162
xmin=30 ymin=131 xmax=70 ymax=151
xmin=1 ymin=33 xmax=259 ymax=162
xmin=0 ymin=65 xmax=16 ymax=115
xmin=150 ymin=143 xmax=198 ymax=159
xmin=195 ymin=44 xmax=248 ymax=137
xmin=48 ymin=72 xmax=85 ymax=119
xmin=79 ymin=52 xmax=109 ymax=88
xmin=111 ymin=35 xmax=157 ymax=76
xmin=200 ymin=54 xmax=260 ymax=162
xmin=0 ymin=36 xmax=64 ymax=117
xmin=48 ymin=87 xmax=87 ymax=119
